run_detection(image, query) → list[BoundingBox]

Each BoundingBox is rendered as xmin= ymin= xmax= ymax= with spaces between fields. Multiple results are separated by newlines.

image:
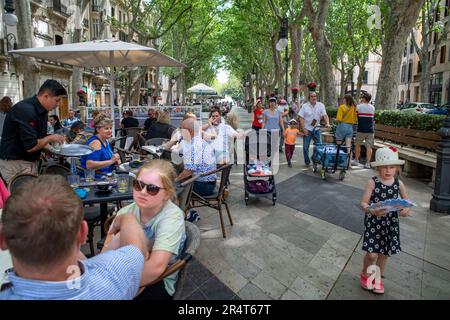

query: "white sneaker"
xmin=351 ymin=160 xmax=360 ymax=166
xmin=364 ymin=163 xmax=371 ymax=169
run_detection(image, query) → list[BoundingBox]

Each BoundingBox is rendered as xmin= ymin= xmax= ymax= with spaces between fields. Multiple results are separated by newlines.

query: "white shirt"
xmin=204 ymin=123 xmax=238 ymax=161
xmin=299 ymin=101 xmax=327 ymax=131
xmin=277 ymin=105 xmax=289 ymax=123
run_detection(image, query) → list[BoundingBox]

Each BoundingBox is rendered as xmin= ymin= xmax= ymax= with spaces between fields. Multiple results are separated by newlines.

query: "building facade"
xmin=0 ymin=0 xmax=168 ymax=120
xmin=398 ymin=0 xmax=450 ymax=105
xmin=333 ymin=52 xmax=382 ymax=103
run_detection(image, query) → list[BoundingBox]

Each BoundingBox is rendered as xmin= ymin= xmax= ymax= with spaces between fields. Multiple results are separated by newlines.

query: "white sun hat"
xmin=370 ymin=147 xmax=405 ymax=167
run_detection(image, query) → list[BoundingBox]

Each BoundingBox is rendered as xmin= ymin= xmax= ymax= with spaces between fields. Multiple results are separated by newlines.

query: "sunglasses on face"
xmin=132 ymin=179 xmax=165 ymax=195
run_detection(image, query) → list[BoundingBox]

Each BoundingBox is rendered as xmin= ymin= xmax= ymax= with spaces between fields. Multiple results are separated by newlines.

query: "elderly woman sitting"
xmin=103 ymin=159 xmax=186 ymax=300
xmin=80 ymin=115 xmax=121 ymax=178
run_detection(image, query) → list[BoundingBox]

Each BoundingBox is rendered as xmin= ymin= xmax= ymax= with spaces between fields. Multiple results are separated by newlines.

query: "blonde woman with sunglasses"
xmin=103 ymin=159 xmax=186 ymax=300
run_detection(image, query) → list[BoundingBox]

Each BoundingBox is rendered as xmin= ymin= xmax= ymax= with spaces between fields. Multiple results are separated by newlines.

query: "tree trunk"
xmin=375 ymin=0 xmax=425 ymax=109
xmin=355 ymin=61 xmax=365 ymax=102
xmin=338 ymin=65 xmax=347 ymax=100
xmin=303 ymin=0 xmax=336 ymax=108
xmin=16 ymin=0 xmax=40 ymax=98
xmin=290 ymin=24 xmax=302 ymax=99
xmin=271 ymin=34 xmax=284 ymax=96
xmin=309 ymin=26 xmax=336 ymax=108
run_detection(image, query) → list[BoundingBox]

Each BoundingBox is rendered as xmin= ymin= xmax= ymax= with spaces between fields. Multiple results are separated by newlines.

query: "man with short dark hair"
xmin=144 ymin=108 xmax=156 ymax=131
xmin=0 ymin=175 xmax=148 ymax=300
xmin=120 ymin=110 xmax=139 ymax=129
xmin=0 ymin=80 xmax=67 ymax=184
xmin=354 ymin=92 xmax=375 ymax=168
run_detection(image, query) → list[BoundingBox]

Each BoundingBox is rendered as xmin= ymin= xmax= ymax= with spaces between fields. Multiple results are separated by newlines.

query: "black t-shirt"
xmin=145 ymin=122 xmax=175 ymax=140
xmin=0 ymin=96 xmax=49 ymax=161
xmin=143 ymin=117 xmax=156 ymax=131
xmin=121 ymin=117 xmax=139 ymax=128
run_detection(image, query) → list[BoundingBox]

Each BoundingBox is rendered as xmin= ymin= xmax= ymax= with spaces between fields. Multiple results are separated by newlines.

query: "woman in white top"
xmin=202 ymin=110 xmax=239 ymax=164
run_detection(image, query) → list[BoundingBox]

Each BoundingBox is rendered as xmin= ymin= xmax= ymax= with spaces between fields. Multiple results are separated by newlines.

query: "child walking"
xmin=284 ymin=119 xmax=301 ymax=167
xmin=359 ymin=147 xmax=411 ymax=294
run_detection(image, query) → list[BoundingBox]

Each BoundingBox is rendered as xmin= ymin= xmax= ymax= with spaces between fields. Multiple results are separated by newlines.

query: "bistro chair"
xmin=176 ymin=174 xmax=199 ymax=216
xmin=42 ymin=164 xmax=71 ymax=178
xmin=7 ymin=173 xmax=38 ymax=194
xmin=190 ymin=164 xmax=234 ymax=238
xmin=145 ymin=138 xmax=169 ymax=146
xmin=137 ymin=221 xmax=201 ymax=300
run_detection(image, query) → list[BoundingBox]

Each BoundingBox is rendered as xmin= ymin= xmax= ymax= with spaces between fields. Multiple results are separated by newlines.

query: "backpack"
xmin=247 ymin=180 xmax=273 ymax=193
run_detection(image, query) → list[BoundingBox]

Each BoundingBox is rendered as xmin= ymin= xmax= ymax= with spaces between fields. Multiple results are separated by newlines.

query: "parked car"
xmin=398 ymin=102 xmax=437 ymax=114
xmin=428 ymin=104 xmax=449 ymax=115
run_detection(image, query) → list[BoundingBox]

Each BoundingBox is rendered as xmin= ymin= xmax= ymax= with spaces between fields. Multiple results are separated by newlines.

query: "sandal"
xmin=372 ymin=278 xmax=385 ymax=294
xmin=360 ymin=273 xmax=372 ymax=290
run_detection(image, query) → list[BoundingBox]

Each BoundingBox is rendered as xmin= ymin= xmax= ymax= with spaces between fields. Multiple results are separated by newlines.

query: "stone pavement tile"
xmin=329 ymin=231 xmax=362 ymax=251
xmin=312 ymin=240 xmax=354 ymax=270
xmin=199 ymin=277 xmax=236 ymax=300
xmin=295 ymin=262 xmax=337 ymax=294
xmin=289 ymin=276 xmax=327 ymax=300
xmin=251 ymin=270 xmax=287 ymax=300
xmin=308 ymin=256 xmax=344 ymax=280
xmin=265 ymin=233 xmax=315 ymax=265
xmin=185 ymin=288 xmax=209 ymax=300
xmin=283 ymin=231 xmax=324 ymax=256
xmin=185 ymin=258 xmax=214 ymax=287
xmin=215 ymin=267 xmax=249 ymax=294
xmin=237 ymin=282 xmax=273 ymax=300
xmin=261 ymin=256 xmax=302 ymax=288
xmin=424 ymin=242 xmax=450 ymax=271
xmin=382 ymin=264 xmax=422 ymax=297
xmin=423 ymin=261 xmax=450 ymax=282
xmin=177 ymin=277 xmax=199 ymax=300
xmin=280 ymin=289 xmax=302 ymax=300
xmin=389 ymin=251 xmax=425 ymax=271
xmin=218 ymin=247 xmax=261 ymax=281
xmin=421 ymin=270 xmax=450 ymax=299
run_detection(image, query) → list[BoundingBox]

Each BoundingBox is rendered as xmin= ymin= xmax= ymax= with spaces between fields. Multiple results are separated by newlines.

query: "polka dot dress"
xmin=362 ymin=176 xmax=401 ymax=256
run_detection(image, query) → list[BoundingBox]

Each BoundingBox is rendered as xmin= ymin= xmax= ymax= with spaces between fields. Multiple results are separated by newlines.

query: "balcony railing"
xmin=92 ymin=4 xmax=102 ymax=12
xmin=49 ymin=1 xmax=71 ymax=18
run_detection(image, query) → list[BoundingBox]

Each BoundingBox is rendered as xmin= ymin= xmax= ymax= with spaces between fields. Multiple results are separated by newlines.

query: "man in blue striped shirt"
xmin=0 ymin=175 xmax=149 ymax=300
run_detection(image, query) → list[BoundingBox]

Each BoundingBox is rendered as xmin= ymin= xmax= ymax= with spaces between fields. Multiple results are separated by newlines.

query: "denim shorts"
xmin=335 ymin=122 xmax=354 ymax=140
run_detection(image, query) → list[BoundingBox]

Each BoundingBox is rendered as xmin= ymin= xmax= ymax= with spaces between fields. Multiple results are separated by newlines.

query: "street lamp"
xmin=430 ymin=105 xmax=450 ymax=214
xmin=276 ymin=17 xmax=289 ymax=100
xmin=4 ymin=0 xmax=18 ymax=27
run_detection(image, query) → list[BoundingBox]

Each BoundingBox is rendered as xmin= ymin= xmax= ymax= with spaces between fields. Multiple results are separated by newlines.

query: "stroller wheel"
xmin=339 ymin=170 xmax=346 ymax=181
xmin=321 ymin=168 xmax=326 ymax=180
xmin=312 ymin=163 xmax=318 ymax=173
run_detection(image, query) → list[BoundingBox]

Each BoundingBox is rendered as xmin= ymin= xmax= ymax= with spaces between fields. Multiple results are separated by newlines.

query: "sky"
xmin=217 ymin=68 xmax=229 ymax=84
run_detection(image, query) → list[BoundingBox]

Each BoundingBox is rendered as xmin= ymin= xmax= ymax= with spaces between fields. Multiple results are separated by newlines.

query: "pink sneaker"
xmin=372 ymin=278 xmax=385 ymax=294
xmin=360 ymin=273 xmax=372 ymax=290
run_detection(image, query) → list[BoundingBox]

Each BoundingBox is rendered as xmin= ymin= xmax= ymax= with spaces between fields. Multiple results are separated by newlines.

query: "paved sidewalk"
xmin=191 ymin=105 xmax=450 ymax=300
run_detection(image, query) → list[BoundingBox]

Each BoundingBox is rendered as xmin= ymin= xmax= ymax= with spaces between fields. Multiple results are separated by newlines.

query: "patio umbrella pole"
xmin=110 ymin=73 xmax=116 ymax=137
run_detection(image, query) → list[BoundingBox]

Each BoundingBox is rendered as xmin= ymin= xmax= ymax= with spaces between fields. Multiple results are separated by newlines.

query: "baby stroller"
xmin=243 ymin=130 xmax=277 ymax=205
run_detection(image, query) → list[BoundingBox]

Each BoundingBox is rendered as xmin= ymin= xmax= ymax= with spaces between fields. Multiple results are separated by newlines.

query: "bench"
xmin=322 ymin=125 xmax=439 ymax=184
xmin=373 ymin=124 xmax=438 ymax=184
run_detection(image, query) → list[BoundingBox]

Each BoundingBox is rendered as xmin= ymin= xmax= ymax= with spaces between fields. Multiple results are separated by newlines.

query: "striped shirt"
xmin=356 ymin=103 xmax=375 ymax=133
xmin=182 ymin=135 xmax=216 ymax=182
xmin=0 ymin=245 xmax=144 ymax=300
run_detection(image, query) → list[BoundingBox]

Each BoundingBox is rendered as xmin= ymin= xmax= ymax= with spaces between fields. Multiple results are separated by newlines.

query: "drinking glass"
xmin=85 ymin=170 xmax=95 ymax=182
xmin=117 ymin=175 xmax=129 ymax=193
xmin=68 ymin=174 xmax=80 ymax=188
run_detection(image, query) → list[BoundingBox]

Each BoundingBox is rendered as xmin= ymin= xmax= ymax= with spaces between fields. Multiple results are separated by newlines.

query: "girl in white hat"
xmin=359 ymin=147 xmax=411 ymax=294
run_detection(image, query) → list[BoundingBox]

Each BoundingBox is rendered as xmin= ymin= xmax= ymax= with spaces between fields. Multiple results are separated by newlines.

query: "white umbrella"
xmin=187 ymin=83 xmax=217 ymax=96
xmin=11 ymin=39 xmax=185 ymax=133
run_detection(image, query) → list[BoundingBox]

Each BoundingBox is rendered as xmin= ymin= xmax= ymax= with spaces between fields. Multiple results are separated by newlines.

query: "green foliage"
xmin=326 ymin=108 xmax=445 ymax=131
xmin=374 ymin=111 xmax=445 ymax=131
